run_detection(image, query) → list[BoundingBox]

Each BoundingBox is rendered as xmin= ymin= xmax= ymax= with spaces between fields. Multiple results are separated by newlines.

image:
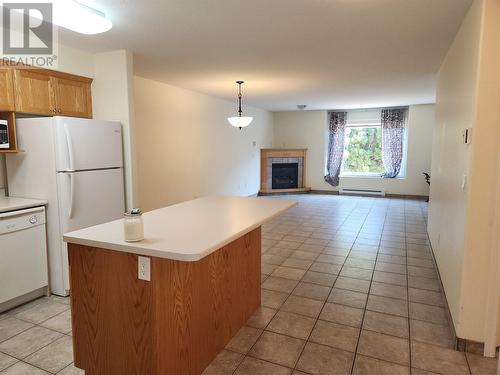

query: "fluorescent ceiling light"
xmin=5 ymin=0 xmax=112 ymax=35
xmin=53 ymin=0 xmax=112 ymax=34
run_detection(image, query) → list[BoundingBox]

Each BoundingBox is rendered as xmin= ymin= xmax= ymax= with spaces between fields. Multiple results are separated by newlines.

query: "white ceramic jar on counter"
xmin=123 ymin=209 xmax=144 ymax=242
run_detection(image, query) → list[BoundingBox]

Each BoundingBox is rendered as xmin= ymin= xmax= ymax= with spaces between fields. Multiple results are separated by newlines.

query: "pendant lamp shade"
xmin=228 ymin=81 xmax=253 ymax=129
xmin=228 ymin=116 xmax=253 ymax=128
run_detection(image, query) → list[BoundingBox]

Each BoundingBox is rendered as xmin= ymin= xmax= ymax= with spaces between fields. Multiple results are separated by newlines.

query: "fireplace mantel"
xmin=260 ymin=148 xmax=311 ymax=194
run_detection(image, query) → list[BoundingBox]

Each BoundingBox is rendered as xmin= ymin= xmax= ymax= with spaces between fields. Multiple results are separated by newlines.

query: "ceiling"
xmin=59 ymin=0 xmax=472 ymax=111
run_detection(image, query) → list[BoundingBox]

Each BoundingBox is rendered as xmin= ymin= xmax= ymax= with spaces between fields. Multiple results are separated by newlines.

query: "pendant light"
xmin=228 ymin=81 xmax=253 ymax=129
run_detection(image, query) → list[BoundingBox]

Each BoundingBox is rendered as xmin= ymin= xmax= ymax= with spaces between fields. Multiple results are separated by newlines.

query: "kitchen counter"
xmin=64 ymin=195 xmax=296 ymax=261
xmin=0 ymin=196 xmax=48 ymax=213
xmin=65 ymin=195 xmax=296 ymax=375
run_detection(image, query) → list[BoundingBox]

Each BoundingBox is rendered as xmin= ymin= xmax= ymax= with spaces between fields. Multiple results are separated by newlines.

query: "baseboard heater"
xmin=339 ymin=188 xmax=386 ymax=197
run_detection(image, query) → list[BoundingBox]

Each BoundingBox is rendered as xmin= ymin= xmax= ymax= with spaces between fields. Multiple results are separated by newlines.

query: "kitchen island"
xmin=63 ymin=196 xmax=296 ymax=375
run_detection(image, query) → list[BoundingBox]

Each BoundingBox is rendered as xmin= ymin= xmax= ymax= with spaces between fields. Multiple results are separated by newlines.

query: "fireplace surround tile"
xmin=260 ymin=149 xmax=310 ymax=193
xmin=266 ymin=157 xmax=304 ymax=190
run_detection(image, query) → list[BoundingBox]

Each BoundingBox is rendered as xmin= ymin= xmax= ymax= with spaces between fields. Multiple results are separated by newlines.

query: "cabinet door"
xmin=0 ymin=69 xmax=16 ymax=111
xmin=13 ymin=69 xmax=56 ymax=115
xmin=54 ymin=78 xmax=92 ymax=118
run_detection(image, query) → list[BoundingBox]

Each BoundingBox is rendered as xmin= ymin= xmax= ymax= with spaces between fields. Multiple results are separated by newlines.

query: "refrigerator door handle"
xmin=68 ymin=173 xmax=75 ymax=219
xmin=64 ymin=124 xmax=75 ymax=172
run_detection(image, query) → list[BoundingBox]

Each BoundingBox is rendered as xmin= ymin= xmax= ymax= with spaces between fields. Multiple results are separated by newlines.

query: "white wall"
xmin=133 ymin=76 xmax=273 ymax=212
xmin=428 ymin=0 xmax=500 ymax=346
xmin=462 ymin=0 xmax=500 ymax=346
xmin=56 ymin=44 xmax=96 ymax=78
xmin=92 ymin=50 xmax=137 ymax=210
xmin=273 ymin=104 xmax=435 ymax=196
xmin=427 ymin=0 xmax=481 ymax=339
xmin=273 ymin=110 xmax=328 ymax=192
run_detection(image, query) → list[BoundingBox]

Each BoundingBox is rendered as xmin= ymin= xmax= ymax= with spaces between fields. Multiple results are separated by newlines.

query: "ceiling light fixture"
xmin=228 ymin=81 xmax=253 ymax=130
xmin=11 ymin=0 xmax=113 ymax=35
xmin=55 ymin=0 xmax=112 ymax=34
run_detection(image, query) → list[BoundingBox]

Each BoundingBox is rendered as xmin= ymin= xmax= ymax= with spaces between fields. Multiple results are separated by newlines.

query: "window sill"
xmin=340 ymin=174 xmax=406 ymax=180
xmin=340 ymin=174 xmax=382 ymax=178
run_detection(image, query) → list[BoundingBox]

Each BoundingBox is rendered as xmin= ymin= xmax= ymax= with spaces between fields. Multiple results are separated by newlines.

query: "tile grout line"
xmin=231 ymin=207 xmax=322 ymax=375
xmin=235 ymin=213 xmax=321 ymax=373
xmin=349 ymin=197 xmax=390 ymax=374
xmin=0 ymin=316 xmax=70 ymax=348
xmin=288 ymin=199 xmax=357 ymax=374
xmin=2 ymin=300 xmax=70 ymax=327
xmin=260 ymin=199 xmax=452 ymax=372
xmin=404 ymin=199 xmax=413 ymax=372
xmin=0 ymin=327 xmax=72 ymax=374
xmin=243 ymin=197 xmax=342 ymax=372
xmin=0 ymin=306 xmax=72 ymax=363
xmin=285 ymin=197 xmax=356 ymax=372
xmin=240 ymin=198 xmax=452 ymax=374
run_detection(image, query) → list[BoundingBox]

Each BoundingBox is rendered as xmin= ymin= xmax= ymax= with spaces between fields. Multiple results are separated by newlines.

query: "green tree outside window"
xmin=343 ymin=127 xmax=384 ymax=173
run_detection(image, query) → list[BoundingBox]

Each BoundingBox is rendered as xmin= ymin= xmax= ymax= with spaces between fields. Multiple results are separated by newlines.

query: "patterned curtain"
xmin=324 ymin=111 xmax=347 ymax=187
xmin=381 ymin=108 xmax=407 ymax=178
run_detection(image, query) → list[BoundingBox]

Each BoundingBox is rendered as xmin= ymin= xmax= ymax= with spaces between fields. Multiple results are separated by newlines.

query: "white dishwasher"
xmin=0 ymin=206 xmax=49 ymax=312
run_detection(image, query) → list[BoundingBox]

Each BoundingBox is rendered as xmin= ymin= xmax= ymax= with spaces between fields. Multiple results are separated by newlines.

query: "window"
xmin=342 ymin=124 xmax=384 ymax=175
xmin=325 ymin=108 xmax=408 ymax=182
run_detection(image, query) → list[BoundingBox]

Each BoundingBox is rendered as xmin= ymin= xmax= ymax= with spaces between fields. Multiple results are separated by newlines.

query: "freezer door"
xmin=54 ymin=117 xmax=123 ymax=172
xmin=56 ymin=168 xmax=125 ymax=290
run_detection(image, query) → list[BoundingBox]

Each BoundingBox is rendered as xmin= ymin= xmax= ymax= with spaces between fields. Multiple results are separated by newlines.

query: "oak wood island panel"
xmin=65 ymin=196 xmax=296 ymax=375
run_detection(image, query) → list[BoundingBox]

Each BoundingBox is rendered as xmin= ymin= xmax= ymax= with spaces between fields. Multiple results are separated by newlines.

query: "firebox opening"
xmin=272 ymin=163 xmax=299 ymax=189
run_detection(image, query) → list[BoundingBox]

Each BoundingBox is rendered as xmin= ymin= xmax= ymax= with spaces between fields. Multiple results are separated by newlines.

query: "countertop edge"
xmin=64 ymin=200 xmax=298 ymax=261
xmin=0 ymin=199 xmax=48 ymax=213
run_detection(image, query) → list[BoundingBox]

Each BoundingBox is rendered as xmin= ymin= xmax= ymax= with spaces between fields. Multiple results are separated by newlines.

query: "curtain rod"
xmin=328 ymin=105 xmax=409 ymax=113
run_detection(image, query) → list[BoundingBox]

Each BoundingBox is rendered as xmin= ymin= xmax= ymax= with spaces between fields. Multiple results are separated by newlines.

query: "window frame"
xmin=324 ymin=109 xmax=409 ymax=180
xmin=340 ymin=122 xmax=386 ymax=178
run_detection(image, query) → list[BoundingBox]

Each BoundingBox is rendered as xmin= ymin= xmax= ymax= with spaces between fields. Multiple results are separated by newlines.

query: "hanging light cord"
xmin=237 ymin=80 xmax=244 ymax=117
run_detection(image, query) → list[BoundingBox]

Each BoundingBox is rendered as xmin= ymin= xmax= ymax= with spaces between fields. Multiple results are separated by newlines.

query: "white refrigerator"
xmin=6 ymin=117 xmax=125 ymax=296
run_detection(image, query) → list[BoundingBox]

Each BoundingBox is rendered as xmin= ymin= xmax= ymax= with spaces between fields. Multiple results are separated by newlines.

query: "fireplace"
xmin=272 ymin=163 xmax=299 ymax=189
xmin=260 ymin=149 xmax=310 ymax=194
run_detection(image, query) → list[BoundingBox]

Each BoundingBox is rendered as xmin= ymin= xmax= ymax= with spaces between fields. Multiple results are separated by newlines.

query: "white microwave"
xmin=0 ymin=120 xmax=9 ymax=149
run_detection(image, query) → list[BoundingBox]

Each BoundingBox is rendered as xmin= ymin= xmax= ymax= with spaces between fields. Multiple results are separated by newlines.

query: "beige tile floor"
xmin=0 ymin=296 xmax=81 ymax=374
xmin=0 ymin=194 xmax=498 ymax=374
xmin=205 ymin=194 xmax=498 ymax=375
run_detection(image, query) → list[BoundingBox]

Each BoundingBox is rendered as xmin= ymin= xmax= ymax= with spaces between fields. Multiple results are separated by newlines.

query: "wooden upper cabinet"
xmin=11 ymin=68 xmax=93 ymax=118
xmin=13 ymin=69 xmax=56 ymax=116
xmin=0 ymin=69 xmax=16 ymax=111
xmin=53 ymin=77 xmax=92 ymax=118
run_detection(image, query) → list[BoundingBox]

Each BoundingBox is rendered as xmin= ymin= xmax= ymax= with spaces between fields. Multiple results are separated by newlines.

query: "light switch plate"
xmin=138 ymin=256 xmax=151 ymax=281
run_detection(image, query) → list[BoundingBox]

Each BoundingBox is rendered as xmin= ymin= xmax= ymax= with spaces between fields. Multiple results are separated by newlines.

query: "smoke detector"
xmin=297 ymin=105 xmax=308 ymax=110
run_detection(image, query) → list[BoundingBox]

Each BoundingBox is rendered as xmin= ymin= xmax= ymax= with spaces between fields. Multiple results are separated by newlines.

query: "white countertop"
xmin=0 ymin=196 xmax=48 ymax=213
xmin=64 ymin=196 xmax=297 ymax=261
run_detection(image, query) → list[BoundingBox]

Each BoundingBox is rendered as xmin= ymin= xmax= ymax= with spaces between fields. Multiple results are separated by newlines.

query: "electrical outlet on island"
xmin=138 ymin=256 xmax=151 ymax=281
